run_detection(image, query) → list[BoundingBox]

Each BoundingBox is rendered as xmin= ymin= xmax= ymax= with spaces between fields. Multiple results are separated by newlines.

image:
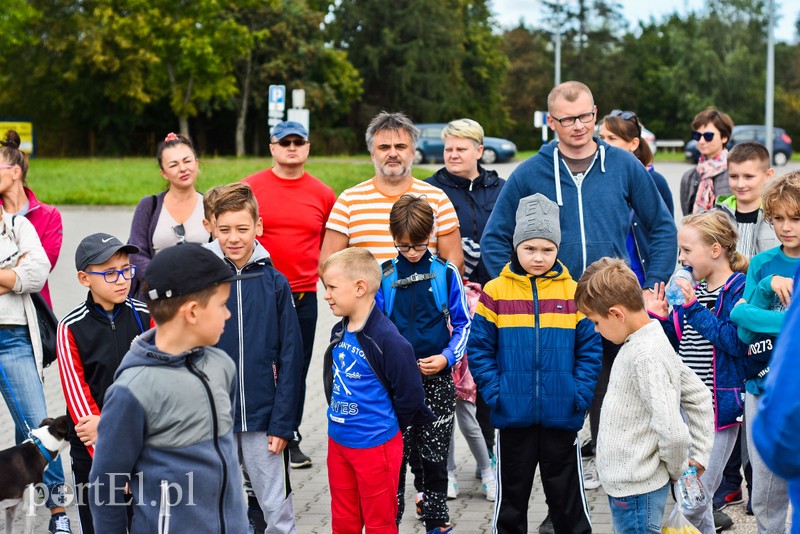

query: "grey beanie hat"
xmin=512 ymin=193 xmax=561 ymax=249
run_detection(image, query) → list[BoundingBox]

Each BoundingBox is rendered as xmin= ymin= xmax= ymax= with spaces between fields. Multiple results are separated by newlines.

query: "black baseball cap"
xmin=143 ymin=243 xmax=260 ymax=301
xmin=75 ymin=233 xmax=139 ymax=271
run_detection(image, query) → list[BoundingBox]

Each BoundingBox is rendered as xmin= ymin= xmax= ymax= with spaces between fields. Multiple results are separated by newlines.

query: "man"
xmin=480 ymin=81 xmax=677 ymax=533
xmin=243 ymin=120 xmax=336 ymax=472
xmin=320 ymin=111 xmax=464 ymax=271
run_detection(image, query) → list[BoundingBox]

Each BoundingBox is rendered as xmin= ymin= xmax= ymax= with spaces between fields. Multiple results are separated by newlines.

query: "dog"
xmin=0 ymin=416 xmax=70 ymax=534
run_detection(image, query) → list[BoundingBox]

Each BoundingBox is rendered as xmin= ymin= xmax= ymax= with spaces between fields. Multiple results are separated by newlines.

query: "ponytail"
xmin=729 ymin=251 xmax=749 ymax=274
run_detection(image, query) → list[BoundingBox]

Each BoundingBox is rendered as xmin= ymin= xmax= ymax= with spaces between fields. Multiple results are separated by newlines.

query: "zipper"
xmin=185 ymin=357 xmax=228 ymax=534
xmin=235 ymin=275 xmax=246 ymax=431
xmin=532 ymin=278 xmax=541 ymax=422
xmin=561 ymin=153 xmax=598 ymax=273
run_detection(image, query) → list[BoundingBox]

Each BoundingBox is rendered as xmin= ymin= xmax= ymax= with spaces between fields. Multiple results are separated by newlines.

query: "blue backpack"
xmin=380 ymin=256 xmax=450 ymax=321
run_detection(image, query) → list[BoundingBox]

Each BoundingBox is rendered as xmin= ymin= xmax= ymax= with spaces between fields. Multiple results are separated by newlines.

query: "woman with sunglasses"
xmin=680 ymin=109 xmax=734 ymax=216
xmin=128 ymin=133 xmax=210 ymax=299
xmin=0 ymin=130 xmax=63 ymax=308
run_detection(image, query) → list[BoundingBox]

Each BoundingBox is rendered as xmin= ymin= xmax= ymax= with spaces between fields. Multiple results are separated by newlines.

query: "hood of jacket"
xmin=115 ymin=328 xmax=204 ymax=378
xmin=205 ymin=237 xmax=270 ymax=267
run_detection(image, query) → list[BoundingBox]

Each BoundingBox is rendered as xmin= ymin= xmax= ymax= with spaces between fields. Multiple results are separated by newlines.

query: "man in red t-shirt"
xmin=243 ymin=121 xmax=335 ymax=473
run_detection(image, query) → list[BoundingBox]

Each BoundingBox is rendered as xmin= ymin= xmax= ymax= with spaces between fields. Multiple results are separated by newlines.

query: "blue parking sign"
xmin=269 ymin=85 xmax=286 ymax=111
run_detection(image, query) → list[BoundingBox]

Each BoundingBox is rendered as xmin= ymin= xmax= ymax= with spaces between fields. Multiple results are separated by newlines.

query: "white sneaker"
xmin=582 ymin=456 xmax=601 ymax=490
xmin=447 ymin=472 xmax=459 ymax=499
xmin=482 ymin=478 xmax=497 ymax=501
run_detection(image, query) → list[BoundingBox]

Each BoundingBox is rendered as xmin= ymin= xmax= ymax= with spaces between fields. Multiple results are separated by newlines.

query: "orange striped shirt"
xmin=326 ymin=177 xmax=459 ymax=263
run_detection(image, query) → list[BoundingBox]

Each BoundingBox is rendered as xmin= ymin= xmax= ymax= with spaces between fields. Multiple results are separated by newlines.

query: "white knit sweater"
xmin=596 ymin=320 xmax=714 ymax=497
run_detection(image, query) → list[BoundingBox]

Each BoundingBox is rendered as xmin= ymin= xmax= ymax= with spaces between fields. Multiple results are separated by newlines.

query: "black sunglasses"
xmin=172 ymin=224 xmax=186 ymax=244
xmin=271 ymin=139 xmax=308 ymax=147
xmin=692 ymin=131 xmax=715 ymax=142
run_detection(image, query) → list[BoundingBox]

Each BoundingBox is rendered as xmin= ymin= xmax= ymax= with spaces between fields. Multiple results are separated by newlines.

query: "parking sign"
xmin=269 ymin=85 xmax=286 ymax=112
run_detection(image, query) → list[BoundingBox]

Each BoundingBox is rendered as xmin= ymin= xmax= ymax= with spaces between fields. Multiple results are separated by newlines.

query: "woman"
xmin=0 ymin=130 xmax=63 ymax=308
xmin=0 ymin=134 xmax=72 ymax=532
xmin=680 ymin=108 xmax=733 ymax=216
xmin=128 ymin=133 xmax=209 ymax=298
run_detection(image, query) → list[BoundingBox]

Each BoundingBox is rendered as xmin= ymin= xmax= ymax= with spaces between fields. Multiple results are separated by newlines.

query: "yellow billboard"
xmin=0 ymin=121 xmax=34 ymax=154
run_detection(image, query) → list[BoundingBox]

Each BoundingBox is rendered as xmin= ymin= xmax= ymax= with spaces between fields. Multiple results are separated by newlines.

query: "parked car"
xmin=414 ymin=123 xmax=517 ymax=164
xmin=684 ymin=125 xmax=793 ymax=166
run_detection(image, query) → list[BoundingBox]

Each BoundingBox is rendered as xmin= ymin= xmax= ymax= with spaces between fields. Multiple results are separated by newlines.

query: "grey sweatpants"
xmin=746 ymin=392 xmax=790 ymax=533
xmin=448 ymin=398 xmax=493 ymax=473
xmin=238 ymin=431 xmax=297 ymax=534
xmin=684 ymin=425 xmax=738 ymax=534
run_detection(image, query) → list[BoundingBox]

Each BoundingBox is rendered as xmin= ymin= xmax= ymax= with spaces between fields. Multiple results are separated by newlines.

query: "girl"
xmin=646 ymin=210 xmax=748 ymax=534
xmin=128 ymin=133 xmax=209 ymax=299
xmin=680 ymin=108 xmax=734 ymax=216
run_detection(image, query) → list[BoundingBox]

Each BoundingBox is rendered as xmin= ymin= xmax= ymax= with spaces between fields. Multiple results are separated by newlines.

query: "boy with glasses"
xmin=57 ymin=233 xmax=152 ymax=534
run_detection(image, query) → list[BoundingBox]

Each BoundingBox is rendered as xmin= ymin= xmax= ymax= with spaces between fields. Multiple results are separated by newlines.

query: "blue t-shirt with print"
xmin=327 ymin=330 xmax=399 ymax=448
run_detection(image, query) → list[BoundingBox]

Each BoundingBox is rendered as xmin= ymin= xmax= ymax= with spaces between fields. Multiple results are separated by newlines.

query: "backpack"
xmin=380 ymin=256 xmax=450 ymax=321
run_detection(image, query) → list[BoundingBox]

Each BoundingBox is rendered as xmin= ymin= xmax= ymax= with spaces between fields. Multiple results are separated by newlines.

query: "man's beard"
xmin=374 ymin=159 xmax=411 ymax=181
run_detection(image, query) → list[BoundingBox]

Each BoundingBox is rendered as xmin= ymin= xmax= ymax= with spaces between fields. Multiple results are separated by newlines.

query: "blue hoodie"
xmin=481 ymin=139 xmax=677 ymax=286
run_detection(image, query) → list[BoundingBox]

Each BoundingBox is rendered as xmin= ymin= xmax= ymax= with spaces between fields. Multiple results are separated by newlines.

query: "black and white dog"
xmin=0 ymin=416 xmax=70 ymax=534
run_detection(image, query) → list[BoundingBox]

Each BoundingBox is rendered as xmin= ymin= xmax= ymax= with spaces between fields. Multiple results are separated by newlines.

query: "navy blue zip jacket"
xmin=425 ymin=166 xmax=505 ymax=286
xmin=481 ymin=139 xmax=677 ymax=286
xmin=323 ymin=304 xmax=435 ymax=428
xmin=207 ymin=240 xmax=303 ymax=438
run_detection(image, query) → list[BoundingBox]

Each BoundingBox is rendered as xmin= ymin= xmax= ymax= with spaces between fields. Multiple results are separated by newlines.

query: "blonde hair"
xmin=575 ymin=258 xmax=645 ymax=317
xmin=763 ymin=171 xmax=800 ymax=221
xmin=681 ymin=211 xmax=749 ymax=273
xmin=547 ymin=81 xmax=594 ymax=111
xmin=322 ymin=248 xmax=382 ymax=296
xmin=202 ymin=185 xmax=223 ymax=221
xmin=440 ymin=118 xmax=484 ymax=146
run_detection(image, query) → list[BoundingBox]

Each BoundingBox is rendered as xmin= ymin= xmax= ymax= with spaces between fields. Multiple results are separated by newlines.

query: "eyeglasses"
xmin=172 ymin=224 xmax=186 ymax=244
xmin=549 ymin=111 xmax=595 ymax=127
xmin=692 ymin=131 xmax=715 ymax=142
xmin=86 ymin=265 xmax=137 ymax=283
xmin=270 ymin=139 xmax=308 ymax=147
xmin=395 ymin=243 xmax=429 ymax=253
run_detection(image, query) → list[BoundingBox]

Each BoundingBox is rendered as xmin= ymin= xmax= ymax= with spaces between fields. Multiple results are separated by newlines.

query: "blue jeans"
xmin=608 ymin=483 xmax=669 ymax=533
xmin=0 ymin=325 xmax=67 ymax=508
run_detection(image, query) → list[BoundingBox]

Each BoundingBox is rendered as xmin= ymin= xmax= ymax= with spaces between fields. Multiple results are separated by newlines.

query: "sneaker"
xmin=288 ymin=440 xmax=312 ymax=468
xmin=713 ymin=508 xmax=734 ymax=532
xmin=48 ymin=512 xmax=72 ymax=534
xmin=716 ymin=486 xmax=744 ymax=509
xmin=447 ymin=472 xmax=459 ymax=499
xmin=415 ymin=493 xmax=425 ymax=520
xmin=745 ymin=496 xmax=753 ymax=515
xmin=582 ymin=456 xmax=601 ymax=490
xmin=247 ymin=496 xmax=267 ymax=534
xmin=482 ymin=478 xmax=497 ymax=501
xmin=538 ymin=513 xmax=555 ymax=534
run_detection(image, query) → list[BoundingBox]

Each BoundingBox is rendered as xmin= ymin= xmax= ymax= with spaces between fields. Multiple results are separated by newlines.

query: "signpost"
xmin=268 ymin=84 xmax=286 ymax=131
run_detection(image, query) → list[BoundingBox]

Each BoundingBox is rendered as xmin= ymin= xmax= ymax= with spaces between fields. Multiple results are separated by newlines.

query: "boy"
xmin=467 ymin=193 xmax=602 ymax=534
xmin=202 ymin=185 xmax=223 ymax=236
xmin=89 ymin=243 xmax=254 ymax=533
xmin=375 ymin=195 xmax=471 ymax=534
xmin=206 ymin=182 xmax=304 ymax=533
xmin=730 ymin=170 xmax=800 ymax=533
xmin=321 ymin=247 xmax=434 ymax=533
xmin=57 ymin=233 xmax=149 ymax=534
xmin=575 ymin=258 xmax=714 ymax=533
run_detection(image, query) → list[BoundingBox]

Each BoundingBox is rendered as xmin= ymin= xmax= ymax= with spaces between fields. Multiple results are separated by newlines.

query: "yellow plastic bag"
xmin=662 ymin=503 xmax=701 ymax=534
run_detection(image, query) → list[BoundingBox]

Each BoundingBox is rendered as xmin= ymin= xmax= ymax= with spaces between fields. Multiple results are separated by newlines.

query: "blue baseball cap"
xmin=271 ymin=121 xmax=308 ymax=140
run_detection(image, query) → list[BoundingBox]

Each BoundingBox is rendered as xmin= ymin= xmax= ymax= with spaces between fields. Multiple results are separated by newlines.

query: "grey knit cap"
xmin=512 ymin=193 xmax=561 ymax=249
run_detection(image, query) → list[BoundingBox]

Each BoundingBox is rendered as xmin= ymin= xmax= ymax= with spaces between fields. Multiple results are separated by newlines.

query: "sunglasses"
xmin=172 ymin=224 xmax=186 ymax=244
xmin=271 ymin=139 xmax=308 ymax=148
xmin=610 ymin=109 xmax=637 ymax=121
xmin=692 ymin=131 xmax=715 ymax=142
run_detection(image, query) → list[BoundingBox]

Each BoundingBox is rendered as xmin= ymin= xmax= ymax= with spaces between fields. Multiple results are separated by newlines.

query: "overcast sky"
xmin=491 ymin=0 xmax=799 ymax=43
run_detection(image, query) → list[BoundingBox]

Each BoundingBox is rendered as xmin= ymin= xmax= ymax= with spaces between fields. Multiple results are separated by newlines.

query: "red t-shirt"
xmin=243 ymin=169 xmax=336 ymax=292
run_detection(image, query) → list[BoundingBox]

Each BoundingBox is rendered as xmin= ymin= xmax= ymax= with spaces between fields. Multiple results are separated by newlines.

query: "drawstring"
xmin=599 ymin=144 xmax=606 ymax=172
xmin=553 ymin=148 xmax=563 ymax=206
xmin=159 ymin=480 xmax=171 ymax=534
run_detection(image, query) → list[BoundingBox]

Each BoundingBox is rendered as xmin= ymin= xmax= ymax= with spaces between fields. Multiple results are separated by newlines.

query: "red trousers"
xmin=328 ymin=431 xmax=403 ymax=534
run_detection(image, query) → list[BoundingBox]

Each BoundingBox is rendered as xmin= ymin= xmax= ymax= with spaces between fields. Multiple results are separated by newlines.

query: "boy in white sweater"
xmin=575 ymin=258 xmax=715 ymax=533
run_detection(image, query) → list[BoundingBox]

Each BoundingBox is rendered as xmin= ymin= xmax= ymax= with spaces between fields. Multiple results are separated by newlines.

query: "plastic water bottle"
xmin=666 ymin=267 xmax=695 ymax=306
xmin=676 ymin=466 xmax=709 ymax=511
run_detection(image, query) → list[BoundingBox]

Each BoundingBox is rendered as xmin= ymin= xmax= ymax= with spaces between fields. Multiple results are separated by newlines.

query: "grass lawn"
xmin=28 ymin=157 xmax=434 ymax=205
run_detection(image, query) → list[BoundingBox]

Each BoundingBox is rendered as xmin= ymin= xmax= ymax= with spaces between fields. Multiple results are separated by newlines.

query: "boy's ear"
xmin=608 ymin=305 xmax=625 ymax=321
xmin=202 ymin=219 xmax=213 ymax=234
xmin=354 ymin=278 xmax=369 ymax=297
xmin=77 ymin=271 xmax=92 ymax=288
xmin=766 ymin=167 xmax=775 ymax=180
xmin=255 ymin=216 xmax=264 ymax=237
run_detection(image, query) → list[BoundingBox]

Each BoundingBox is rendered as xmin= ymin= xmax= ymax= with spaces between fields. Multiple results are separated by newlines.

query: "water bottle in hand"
xmin=676 ymin=466 xmax=709 ymax=511
xmin=666 ymin=267 xmax=695 ymax=306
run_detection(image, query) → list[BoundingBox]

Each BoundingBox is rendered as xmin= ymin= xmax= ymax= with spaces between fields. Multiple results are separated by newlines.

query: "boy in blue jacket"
xmin=321 ymin=247 xmax=434 ymax=533
xmin=375 ymin=194 xmax=471 ymax=534
xmin=206 ymin=183 xmax=304 ymax=533
xmin=468 ymin=193 xmax=602 ymax=534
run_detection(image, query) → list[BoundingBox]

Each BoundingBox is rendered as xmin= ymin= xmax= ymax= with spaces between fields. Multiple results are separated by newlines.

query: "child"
xmin=321 ymin=247 xmax=434 ymax=533
xmin=730 ymin=171 xmax=800 ymax=533
xmin=646 ymin=210 xmax=749 ymax=534
xmin=206 ymin=182 xmax=304 ymax=533
xmin=575 ymin=258 xmax=714 ymax=533
xmin=202 ymin=184 xmax=223 ymax=236
xmin=57 ymin=233 xmax=150 ymax=534
xmin=468 ymin=193 xmax=602 ymax=534
xmin=89 ymin=243 xmax=253 ymax=533
xmin=375 ymin=194 xmax=471 ymax=534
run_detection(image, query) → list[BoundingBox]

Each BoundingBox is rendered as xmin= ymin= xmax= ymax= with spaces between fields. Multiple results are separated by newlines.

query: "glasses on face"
xmin=172 ymin=224 xmax=186 ymax=244
xmin=395 ymin=243 xmax=429 ymax=253
xmin=550 ymin=111 xmax=595 ymax=127
xmin=271 ymin=139 xmax=308 ymax=148
xmin=692 ymin=131 xmax=715 ymax=142
xmin=86 ymin=265 xmax=136 ymax=283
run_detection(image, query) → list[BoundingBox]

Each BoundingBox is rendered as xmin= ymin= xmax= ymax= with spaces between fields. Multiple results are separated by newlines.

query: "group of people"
xmin=0 ymin=79 xmax=798 ymax=534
